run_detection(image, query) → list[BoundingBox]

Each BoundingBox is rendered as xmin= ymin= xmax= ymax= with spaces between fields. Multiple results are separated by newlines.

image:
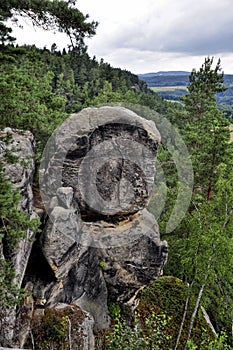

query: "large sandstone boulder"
xmin=40 ymin=106 xmax=161 ymax=218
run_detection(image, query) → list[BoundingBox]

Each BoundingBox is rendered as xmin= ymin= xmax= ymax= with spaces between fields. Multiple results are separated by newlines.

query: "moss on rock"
xmin=30 ymin=305 xmax=92 ymax=350
xmin=137 ymin=276 xmax=214 ymax=349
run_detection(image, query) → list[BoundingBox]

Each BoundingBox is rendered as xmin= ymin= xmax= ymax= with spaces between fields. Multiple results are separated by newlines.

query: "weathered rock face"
xmin=0 ymin=127 xmax=35 ymax=262
xmin=38 ymin=106 xmax=168 ymax=322
xmin=39 ymin=192 xmax=109 ymax=330
xmin=95 ymin=209 xmax=168 ymax=302
xmin=0 ymin=128 xmax=35 ymax=213
xmin=0 ymin=128 xmax=36 ymax=346
xmin=40 ymin=106 xmax=161 ymax=218
xmin=0 ymin=107 xmax=168 ymax=349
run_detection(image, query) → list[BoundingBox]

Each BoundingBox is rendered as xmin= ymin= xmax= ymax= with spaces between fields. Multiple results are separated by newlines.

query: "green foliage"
xmin=0 ymin=44 xmax=165 ymax=159
xmin=99 ymin=260 xmax=107 ymax=268
xmin=181 ymin=57 xmax=226 ymax=117
xmin=187 ymin=332 xmax=233 ymax=350
xmin=4 ymin=148 xmax=19 ymax=164
xmin=99 ymin=309 xmax=172 ymax=350
xmin=0 ymin=162 xmax=39 ymax=330
xmin=0 ymin=259 xmax=24 ymax=310
xmin=180 ymin=57 xmax=231 ymax=200
xmin=31 ymin=306 xmax=86 ymax=349
xmin=107 ymin=312 xmax=171 ymax=350
xmin=138 ymin=277 xmax=215 ymax=350
xmin=159 ymin=58 xmax=233 ymax=345
xmin=98 ymin=277 xmax=223 ymax=350
xmin=0 ymin=163 xmax=39 ymax=253
xmin=98 ymin=277 xmax=233 ymax=350
xmin=108 ymin=302 xmax=121 ymax=321
xmin=99 ymin=261 xmax=106 ymax=269
xmin=0 ymin=55 xmax=67 ymax=153
xmin=0 ymin=0 xmax=97 ymax=47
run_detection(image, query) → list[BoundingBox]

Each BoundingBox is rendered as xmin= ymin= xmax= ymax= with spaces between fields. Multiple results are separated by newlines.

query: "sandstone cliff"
xmin=0 ymin=107 xmax=168 ymax=349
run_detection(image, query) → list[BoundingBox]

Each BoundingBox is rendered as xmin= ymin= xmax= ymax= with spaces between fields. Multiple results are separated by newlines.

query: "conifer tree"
xmin=172 ymin=58 xmax=233 ymax=347
xmin=181 ymin=57 xmax=231 ymax=201
xmin=0 ymin=0 xmax=97 ymax=47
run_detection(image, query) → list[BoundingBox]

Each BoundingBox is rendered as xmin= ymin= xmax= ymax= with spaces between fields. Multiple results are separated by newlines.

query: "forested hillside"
xmin=0 ymin=44 xmax=167 ymax=154
xmin=139 ymin=71 xmax=233 ymax=116
xmin=1 ymin=1 xmax=233 ymax=349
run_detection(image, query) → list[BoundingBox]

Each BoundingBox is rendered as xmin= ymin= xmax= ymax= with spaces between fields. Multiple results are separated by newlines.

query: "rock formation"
xmin=0 ymin=128 xmax=37 ymax=347
xmin=0 ymin=107 xmax=168 ymax=349
xmin=0 ymin=128 xmax=36 ymax=284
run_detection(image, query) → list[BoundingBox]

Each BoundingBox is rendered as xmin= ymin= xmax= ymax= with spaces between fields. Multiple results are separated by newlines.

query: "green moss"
xmin=99 ymin=261 xmax=107 ymax=268
xmin=96 ymin=277 xmax=221 ymax=349
xmin=137 ymin=276 xmax=214 ymax=350
xmin=31 ymin=305 xmax=86 ymax=350
xmin=140 ymin=276 xmax=188 ymax=317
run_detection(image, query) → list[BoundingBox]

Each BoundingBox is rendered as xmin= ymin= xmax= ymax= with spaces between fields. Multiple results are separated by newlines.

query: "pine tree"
xmin=0 ymin=56 xmax=67 ymax=153
xmin=181 ymin=57 xmax=231 ymax=201
xmin=0 ymin=0 xmax=97 ymax=48
xmin=165 ymin=58 xmax=233 ymax=347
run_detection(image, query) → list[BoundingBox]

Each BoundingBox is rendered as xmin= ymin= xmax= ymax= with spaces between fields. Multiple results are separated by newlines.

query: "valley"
xmin=139 ymin=71 xmax=233 ymax=116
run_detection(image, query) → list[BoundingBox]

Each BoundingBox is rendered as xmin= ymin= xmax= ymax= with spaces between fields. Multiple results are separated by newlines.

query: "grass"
xmin=150 ymin=86 xmax=188 ymax=92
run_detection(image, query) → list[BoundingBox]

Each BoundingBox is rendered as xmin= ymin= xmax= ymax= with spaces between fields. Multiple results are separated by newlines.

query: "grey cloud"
xmin=107 ymin=2 xmax=233 ymax=55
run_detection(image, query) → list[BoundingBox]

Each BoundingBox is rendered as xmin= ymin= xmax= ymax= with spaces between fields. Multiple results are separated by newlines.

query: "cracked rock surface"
xmin=0 ymin=107 xmax=168 ymax=349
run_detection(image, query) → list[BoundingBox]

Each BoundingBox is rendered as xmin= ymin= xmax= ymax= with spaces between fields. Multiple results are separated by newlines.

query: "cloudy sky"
xmin=11 ymin=0 xmax=233 ymax=74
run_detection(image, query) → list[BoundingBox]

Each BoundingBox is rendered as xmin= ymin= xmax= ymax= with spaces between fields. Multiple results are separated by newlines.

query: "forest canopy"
xmin=0 ymin=0 xmax=98 ymax=47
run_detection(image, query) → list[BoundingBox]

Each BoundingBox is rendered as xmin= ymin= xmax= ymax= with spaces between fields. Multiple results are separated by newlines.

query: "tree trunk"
xmin=183 ymin=284 xmax=205 ymax=350
xmin=174 ymin=283 xmax=192 ymax=350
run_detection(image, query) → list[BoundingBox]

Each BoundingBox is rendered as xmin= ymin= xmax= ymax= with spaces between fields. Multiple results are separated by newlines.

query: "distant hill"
xmin=138 ymin=72 xmax=190 ymax=87
xmin=138 ymin=71 xmax=233 ymax=88
xmin=138 ymin=71 xmax=233 ymax=111
xmin=138 ymin=71 xmax=190 ymax=78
